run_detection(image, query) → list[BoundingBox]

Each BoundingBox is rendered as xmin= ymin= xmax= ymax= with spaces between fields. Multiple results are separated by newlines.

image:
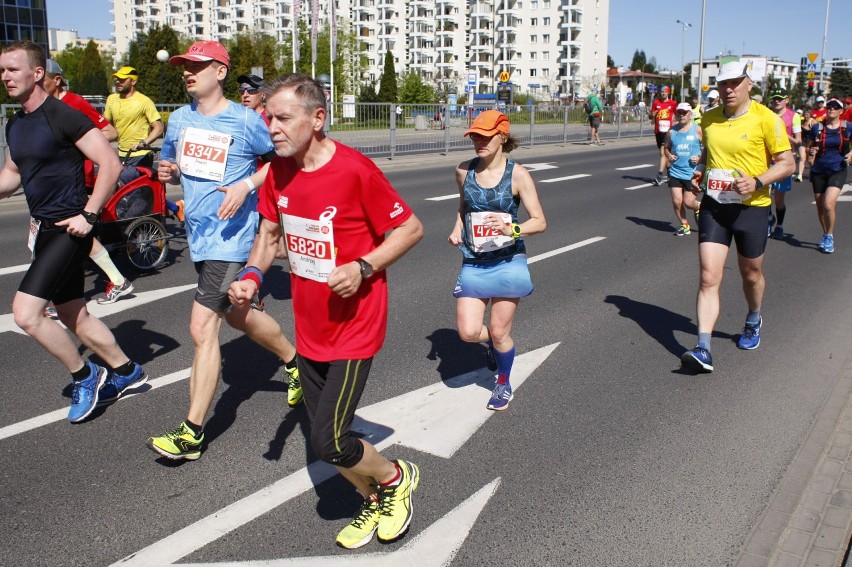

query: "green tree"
xmin=828 ymin=66 xmax=852 ymax=100
xmin=398 ymin=72 xmax=437 ymax=103
xmin=225 ymin=32 xmax=280 ymax=100
xmin=790 ymin=71 xmax=808 ymax=108
xmin=607 ymin=55 xmax=615 ymax=68
xmin=643 ymin=56 xmax=657 ymax=74
xmin=377 ymin=50 xmax=398 ymax=103
xmin=125 ymin=24 xmax=187 ymax=104
xmin=75 ymin=40 xmax=109 ymax=96
xmin=629 ymin=50 xmax=647 ymax=72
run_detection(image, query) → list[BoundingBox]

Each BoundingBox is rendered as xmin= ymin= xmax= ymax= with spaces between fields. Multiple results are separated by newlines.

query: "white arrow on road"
xmin=520 ymin=162 xmax=559 ymax=172
xmin=0 ymin=283 xmax=196 ymax=335
xmin=112 ymin=343 xmax=559 ymax=566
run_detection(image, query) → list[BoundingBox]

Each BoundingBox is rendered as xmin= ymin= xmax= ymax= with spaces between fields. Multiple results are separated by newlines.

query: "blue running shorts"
xmin=453 ymin=254 xmax=533 ymax=299
xmin=770 ymin=175 xmax=793 ymax=192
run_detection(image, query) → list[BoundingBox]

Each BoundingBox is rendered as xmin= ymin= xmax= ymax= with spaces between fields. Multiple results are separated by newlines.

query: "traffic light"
xmin=807 ymin=81 xmax=815 ymax=96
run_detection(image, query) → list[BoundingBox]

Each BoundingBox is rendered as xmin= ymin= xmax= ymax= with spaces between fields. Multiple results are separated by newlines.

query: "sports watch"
xmin=753 ymin=177 xmax=764 ymax=190
xmin=81 ymin=210 xmax=100 ymax=225
xmin=356 ymin=258 xmax=374 ymax=279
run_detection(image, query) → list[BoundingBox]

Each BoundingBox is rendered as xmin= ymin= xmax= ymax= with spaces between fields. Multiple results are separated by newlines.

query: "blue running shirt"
xmin=668 ymin=124 xmax=702 ymax=181
xmin=161 ymin=101 xmax=274 ymax=262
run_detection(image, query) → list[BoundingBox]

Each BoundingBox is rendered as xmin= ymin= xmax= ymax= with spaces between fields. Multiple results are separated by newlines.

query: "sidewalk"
xmin=736 ymin=353 xmax=852 ymax=566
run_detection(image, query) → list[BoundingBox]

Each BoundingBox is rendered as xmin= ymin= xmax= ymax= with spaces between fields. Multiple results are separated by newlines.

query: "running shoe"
xmin=68 ymin=361 xmax=108 ymax=423
xmin=737 ymin=318 xmax=762 ymax=350
xmin=485 ymin=343 xmax=497 ymax=372
xmin=794 ymin=173 xmax=803 ymax=182
xmin=680 ymin=347 xmax=714 ymax=373
xmin=43 ymin=305 xmax=58 ymax=319
xmin=818 ymin=234 xmax=828 ymax=251
xmin=147 ymin=422 xmax=204 ymax=460
xmin=486 ymin=382 xmax=513 ymax=411
xmin=98 ymin=362 xmax=148 ymax=406
xmin=674 ymin=224 xmax=691 ymax=236
xmin=336 ymin=496 xmax=380 ymax=549
xmin=97 ymin=279 xmax=134 ymax=305
xmin=376 ymin=460 xmax=420 ymax=542
xmin=286 ymin=364 xmax=303 ymax=407
xmin=175 ymin=199 xmax=185 ymax=222
xmin=823 ymin=234 xmax=835 ymax=254
xmin=653 ymin=174 xmax=664 ymax=186
xmin=771 ymin=225 xmax=784 ymax=240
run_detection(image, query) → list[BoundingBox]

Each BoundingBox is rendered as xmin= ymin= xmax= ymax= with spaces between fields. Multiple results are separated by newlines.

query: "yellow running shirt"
xmin=700 ymin=101 xmax=791 ymax=207
xmin=104 ymin=92 xmax=162 ymax=158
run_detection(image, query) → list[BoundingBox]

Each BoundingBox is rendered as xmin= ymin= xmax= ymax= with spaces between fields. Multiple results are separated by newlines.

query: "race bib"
xmin=468 ymin=211 xmax=514 ymax=253
xmin=704 ymin=168 xmax=742 ymax=204
xmin=280 ymin=212 xmax=336 ymax=282
xmin=177 ymin=127 xmax=231 ymax=182
xmin=658 ymin=119 xmax=671 ymax=133
xmin=28 ymin=218 xmax=40 ymax=255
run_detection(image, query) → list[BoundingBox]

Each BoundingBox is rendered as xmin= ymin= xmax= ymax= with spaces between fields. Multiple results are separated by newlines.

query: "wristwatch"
xmin=511 ymin=223 xmax=522 ymax=239
xmin=356 ymin=258 xmax=374 ymax=279
xmin=81 ymin=210 xmax=100 ymax=225
xmin=753 ymin=177 xmax=764 ymax=190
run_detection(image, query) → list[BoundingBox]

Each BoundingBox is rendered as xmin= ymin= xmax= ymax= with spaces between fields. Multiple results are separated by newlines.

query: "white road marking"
xmin=625 ymin=182 xmax=654 ymax=190
xmin=162 ymin=479 xmax=502 ymax=567
xmin=110 ymin=344 xmax=559 ymax=566
xmin=0 ymin=283 xmax=197 ymax=335
xmin=528 ymin=237 xmax=606 ymax=264
xmin=0 ymin=368 xmax=190 ymax=441
xmin=539 ymin=174 xmax=590 ymax=183
xmin=615 ymin=164 xmax=654 ymax=171
xmin=0 ymin=263 xmax=30 ymax=276
xmin=425 ymin=194 xmax=458 ymax=201
xmin=521 ymin=162 xmax=558 ymax=172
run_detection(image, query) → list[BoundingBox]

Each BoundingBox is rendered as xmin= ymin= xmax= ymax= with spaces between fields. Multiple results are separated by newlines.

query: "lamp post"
xmin=676 ymin=20 xmax=692 ymax=102
xmin=156 ymin=49 xmax=169 ymax=105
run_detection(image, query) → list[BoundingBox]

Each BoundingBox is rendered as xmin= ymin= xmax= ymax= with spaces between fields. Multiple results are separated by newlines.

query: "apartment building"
xmin=1 ymin=0 xmax=50 ymax=54
xmin=110 ymin=0 xmax=608 ymax=99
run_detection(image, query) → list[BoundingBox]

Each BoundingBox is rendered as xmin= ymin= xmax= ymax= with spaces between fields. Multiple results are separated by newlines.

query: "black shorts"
xmin=588 ymin=115 xmax=601 ymax=128
xmin=698 ymin=198 xmax=769 ymax=259
xmin=19 ymin=224 xmax=94 ymax=304
xmin=298 ymin=356 xmax=372 ymax=468
xmin=194 ymin=260 xmax=243 ymax=312
xmin=655 ymin=132 xmax=667 ymax=148
xmin=811 ymin=169 xmax=847 ymax=194
xmin=668 ymin=176 xmax=692 ymax=189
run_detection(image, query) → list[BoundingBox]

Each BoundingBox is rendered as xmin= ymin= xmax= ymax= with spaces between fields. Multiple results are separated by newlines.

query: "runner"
xmin=680 ymin=61 xmax=794 ymax=373
xmin=650 ymin=86 xmax=678 ymax=185
xmin=691 ymin=94 xmax=703 ymax=124
xmin=236 ymin=73 xmax=266 ymax=120
xmin=798 ymin=107 xmax=816 ymax=182
xmin=43 ymin=59 xmax=135 ymax=306
xmin=228 ymin=73 xmax=424 ymax=549
xmin=663 ymin=102 xmax=702 ymax=236
xmin=147 ymin=41 xmax=300 ymax=461
xmin=447 ymin=110 xmax=546 ymax=410
xmin=805 ymin=97 xmax=852 ymax=254
xmin=843 ymin=97 xmax=852 ymax=123
xmin=812 ymin=96 xmax=827 ymax=123
xmin=766 ymin=87 xmax=802 ymax=239
xmin=105 ymin=65 xmax=183 ymax=222
xmin=0 ymin=41 xmax=147 ymax=422
xmin=586 ymin=88 xmax=604 ymax=145
xmin=703 ymin=90 xmax=720 ymax=113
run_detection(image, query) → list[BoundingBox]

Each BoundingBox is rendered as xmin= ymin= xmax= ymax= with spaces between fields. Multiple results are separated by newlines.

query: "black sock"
xmin=284 ymin=357 xmax=297 ymax=370
xmin=71 ymin=364 xmax=91 ymax=381
xmin=185 ymin=420 xmax=203 ymax=437
xmin=776 ymin=207 xmax=786 ymax=225
xmin=112 ymin=360 xmax=135 ymax=376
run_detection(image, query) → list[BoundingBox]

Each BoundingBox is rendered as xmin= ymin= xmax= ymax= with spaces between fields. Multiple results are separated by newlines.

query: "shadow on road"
xmin=625 ymin=216 xmax=676 ymax=233
xmin=426 ymin=327 xmax=492 ymax=387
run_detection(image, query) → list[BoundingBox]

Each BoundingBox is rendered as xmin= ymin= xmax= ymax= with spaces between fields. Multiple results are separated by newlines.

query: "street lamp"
xmin=676 ymin=20 xmax=692 ymax=102
xmin=156 ymin=49 xmax=169 ymax=105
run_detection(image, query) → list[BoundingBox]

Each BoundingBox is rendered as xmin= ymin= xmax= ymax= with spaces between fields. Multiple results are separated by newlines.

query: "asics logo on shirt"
xmin=277 ymin=196 xmax=288 ymax=208
xmin=390 ymin=202 xmax=405 ymax=219
xmin=319 ymin=206 xmax=337 ymax=221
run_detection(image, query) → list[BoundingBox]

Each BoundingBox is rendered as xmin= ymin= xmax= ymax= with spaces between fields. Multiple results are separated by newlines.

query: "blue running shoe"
xmin=98 ymin=362 xmax=148 ymax=406
xmin=823 ymin=234 xmax=835 ymax=254
xmin=818 ymin=234 xmax=827 ymax=250
xmin=486 ymin=383 xmax=513 ymax=411
xmin=68 ymin=362 xmax=108 ymax=423
xmin=680 ymin=347 xmax=714 ymax=373
xmin=737 ymin=318 xmax=762 ymax=350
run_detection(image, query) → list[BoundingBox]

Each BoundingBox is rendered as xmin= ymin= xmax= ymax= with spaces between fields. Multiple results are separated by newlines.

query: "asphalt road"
xmin=1 ymin=140 xmax=850 ymax=566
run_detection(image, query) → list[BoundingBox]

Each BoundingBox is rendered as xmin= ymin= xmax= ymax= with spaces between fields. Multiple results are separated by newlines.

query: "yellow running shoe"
xmin=147 ymin=422 xmax=203 ymax=460
xmin=335 ymin=496 xmax=380 ymax=549
xmin=286 ymin=365 xmax=303 ymax=407
xmin=376 ymin=459 xmax=420 ymax=542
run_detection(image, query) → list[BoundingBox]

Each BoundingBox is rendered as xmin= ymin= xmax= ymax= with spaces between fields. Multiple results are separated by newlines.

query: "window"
xmin=542 ymin=69 xmax=549 ymax=77
xmin=543 ymin=34 xmax=550 ymax=43
xmin=530 ymin=17 xmax=537 ymax=26
xmin=543 ymin=0 xmax=550 ymax=7
xmin=530 ymin=69 xmax=537 ymax=77
xmin=543 ymin=17 xmax=550 ymax=25
xmin=530 ymin=0 xmax=537 ymax=8
xmin=530 ymin=34 xmax=537 ymax=43
xmin=530 ymin=52 xmax=537 ymax=60
xmin=542 ymin=51 xmax=549 ymax=60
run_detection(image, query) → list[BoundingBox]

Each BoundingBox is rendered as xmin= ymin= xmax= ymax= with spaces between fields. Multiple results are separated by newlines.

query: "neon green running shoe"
xmin=147 ymin=422 xmax=204 ymax=461
xmin=335 ymin=496 xmax=380 ymax=549
xmin=286 ymin=365 xmax=303 ymax=407
xmin=376 ymin=459 xmax=420 ymax=542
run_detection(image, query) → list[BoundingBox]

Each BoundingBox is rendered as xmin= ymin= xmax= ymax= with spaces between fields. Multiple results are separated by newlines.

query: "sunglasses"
xmin=827 ymin=104 xmax=842 ymax=111
xmin=675 ymin=110 xmax=690 ymax=115
xmin=238 ymin=88 xmax=259 ymax=95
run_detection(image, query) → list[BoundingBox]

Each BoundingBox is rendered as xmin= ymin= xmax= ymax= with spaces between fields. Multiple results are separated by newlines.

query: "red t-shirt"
xmin=257 ymin=141 xmax=413 ymax=361
xmin=58 ymin=91 xmax=111 ymax=189
xmin=651 ymin=97 xmax=678 ymax=134
xmin=812 ymin=107 xmax=827 ymax=123
xmin=842 ymin=107 xmax=852 ymax=123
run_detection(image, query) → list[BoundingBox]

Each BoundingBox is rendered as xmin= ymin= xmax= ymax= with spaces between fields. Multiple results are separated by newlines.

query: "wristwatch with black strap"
xmin=81 ymin=210 xmax=100 ymax=225
xmin=356 ymin=257 xmax=374 ymax=279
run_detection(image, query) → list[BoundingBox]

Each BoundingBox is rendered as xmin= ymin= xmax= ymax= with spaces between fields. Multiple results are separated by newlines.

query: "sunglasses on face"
xmin=827 ymin=104 xmax=842 ymax=111
xmin=238 ymin=87 xmax=259 ymax=95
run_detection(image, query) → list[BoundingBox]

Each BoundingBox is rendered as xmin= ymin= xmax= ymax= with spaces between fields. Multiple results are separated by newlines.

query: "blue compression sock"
xmin=746 ymin=311 xmax=761 ymax=325
xmin=697 ymin=333 xmax=712 ymax=351
xmin=494 ymin=346 xmax=515 ymax=386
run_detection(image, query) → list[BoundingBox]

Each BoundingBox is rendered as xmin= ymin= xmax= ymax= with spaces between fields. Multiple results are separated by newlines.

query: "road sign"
xmin=702 ymin=84 xmax=709 ymax=92
xmin=626 ymin=92 xmax=633 ymax=101
xmin=467 ymin=72 xmax=477 ymax=86
xmin=807 ymin=72 xmax=815 ymax=79
xmin=806 ymin=63 xmax=817 ymax=73
xmin=499 ymin=70 xmax=510 ymax=83
xmin=807 ymin=52 xmax=819 ymax=63
xmin=465 ymin=85 xmax=473 ymax=93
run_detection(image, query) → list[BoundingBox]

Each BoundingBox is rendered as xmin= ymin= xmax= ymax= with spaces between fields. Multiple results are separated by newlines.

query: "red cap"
xmin=169 ymin=41 xmax=230 ymax=68
xmin=845 ymin=97 xmax=852 ymax=104
xmin=661 ymin=86 xmax=671 ymax=93
xmin=464 ymin=110 xmax=510 ymax=137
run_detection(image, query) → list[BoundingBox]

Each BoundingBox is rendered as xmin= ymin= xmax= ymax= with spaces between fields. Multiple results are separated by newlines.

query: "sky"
xmin=48 ymin=0 xmax=852 ymax=71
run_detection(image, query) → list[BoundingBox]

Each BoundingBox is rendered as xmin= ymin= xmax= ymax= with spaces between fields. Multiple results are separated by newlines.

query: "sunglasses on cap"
xmin=238 ymin=87 xmax=259 ymax=95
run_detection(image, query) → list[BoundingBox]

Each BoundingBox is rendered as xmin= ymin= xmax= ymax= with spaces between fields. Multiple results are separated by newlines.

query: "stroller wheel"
xmin=125 ymin=217 xmax=169 ymax=271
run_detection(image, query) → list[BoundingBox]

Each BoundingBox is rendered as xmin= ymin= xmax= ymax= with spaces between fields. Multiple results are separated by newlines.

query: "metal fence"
xmin=1 ymin=102 xmax=655 ymax=168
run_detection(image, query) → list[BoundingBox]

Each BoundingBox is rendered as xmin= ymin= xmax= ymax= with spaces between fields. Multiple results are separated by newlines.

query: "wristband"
xmin=237 ymin=265 xmax=263 ymax=288
xmin=244 ymin=178 xmax=256 ymax=193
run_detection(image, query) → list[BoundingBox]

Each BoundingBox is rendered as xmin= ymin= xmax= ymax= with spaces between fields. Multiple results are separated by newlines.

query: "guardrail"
xmin=1 ymin=102 xmax=654 ymax=167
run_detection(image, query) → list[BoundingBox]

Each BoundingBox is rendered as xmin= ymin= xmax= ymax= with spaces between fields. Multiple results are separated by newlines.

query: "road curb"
xmin=736 ymin=356 xmax=852 ymax=566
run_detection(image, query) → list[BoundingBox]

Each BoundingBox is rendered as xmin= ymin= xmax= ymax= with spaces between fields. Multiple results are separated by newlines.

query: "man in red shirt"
xmin=812 ymin=96 xmax=828 ymax=123
xmin=650 ymin=86 xmax=678 ymax=185
xmin=229 ymin=74 xmax=424 ymax=550
xmin=43 ymin=59 xmax=135 ymax=306
xmin=842 ymin=97 xmax=852 ymax=123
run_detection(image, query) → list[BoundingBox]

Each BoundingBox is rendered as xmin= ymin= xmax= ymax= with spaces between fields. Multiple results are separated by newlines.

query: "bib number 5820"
xmin=286 ymin=234 xmax=332 ymax=259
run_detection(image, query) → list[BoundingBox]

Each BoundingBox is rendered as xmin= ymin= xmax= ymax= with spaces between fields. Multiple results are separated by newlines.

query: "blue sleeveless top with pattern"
xmin=459 ymin=157 xmax=526 ymax=262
